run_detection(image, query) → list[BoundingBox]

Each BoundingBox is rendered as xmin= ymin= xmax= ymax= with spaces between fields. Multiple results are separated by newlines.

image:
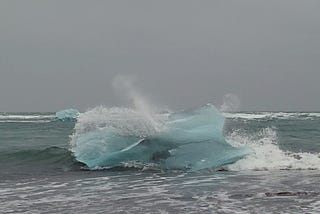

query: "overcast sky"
xmin=1 ymin=0 xmax=320 ymax=112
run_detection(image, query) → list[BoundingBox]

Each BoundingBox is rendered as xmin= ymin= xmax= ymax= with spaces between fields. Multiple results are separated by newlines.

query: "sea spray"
xmin=220 ymin=93 xmax=241 ymax=112
xmin=112 ymin=75 xmax=165 ymax=132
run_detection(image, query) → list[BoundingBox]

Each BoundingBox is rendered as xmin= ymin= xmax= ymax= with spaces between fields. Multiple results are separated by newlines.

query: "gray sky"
xmin=1 ymin=0 xmax=320 ymax=112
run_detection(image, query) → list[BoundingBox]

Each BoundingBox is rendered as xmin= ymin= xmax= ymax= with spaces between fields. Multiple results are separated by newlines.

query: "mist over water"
xmin=112 ymin=75 xmax=166 ymax=133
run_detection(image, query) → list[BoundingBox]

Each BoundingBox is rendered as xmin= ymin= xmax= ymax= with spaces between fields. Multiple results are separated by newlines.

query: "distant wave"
xmin=1 ymin=111 xmax=319 ymax=123
xmin=224 ymin=112 xmax=320 ymax=120
xmin=0 ymin=114 xmax=55 ymax=123
xmin=0 ymin=110 xmax=79 ymax=123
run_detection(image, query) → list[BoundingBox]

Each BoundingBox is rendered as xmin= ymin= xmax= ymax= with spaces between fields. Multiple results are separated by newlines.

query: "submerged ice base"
xmin=71 ymin=104 xmax=251 ymax=171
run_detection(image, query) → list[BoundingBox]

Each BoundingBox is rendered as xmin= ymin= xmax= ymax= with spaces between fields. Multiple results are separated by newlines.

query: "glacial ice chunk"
xmin=56 ymin=109 xmax=79 ymax=121
xmin=70 ymin=104 xmax=251 ymax=171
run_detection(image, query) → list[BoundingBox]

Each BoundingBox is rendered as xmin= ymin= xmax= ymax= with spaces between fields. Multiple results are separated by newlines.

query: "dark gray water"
xmin=1 ymin=112 xmax=320 ymax=213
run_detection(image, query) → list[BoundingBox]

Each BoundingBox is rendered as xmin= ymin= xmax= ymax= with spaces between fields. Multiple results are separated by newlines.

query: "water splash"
xmin=226 ymin=127 xmax=320 ymax=171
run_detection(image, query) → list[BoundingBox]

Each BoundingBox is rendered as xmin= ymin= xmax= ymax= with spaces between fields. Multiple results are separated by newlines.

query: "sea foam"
xmin=226 ymin=127 xmax=320 ymax=171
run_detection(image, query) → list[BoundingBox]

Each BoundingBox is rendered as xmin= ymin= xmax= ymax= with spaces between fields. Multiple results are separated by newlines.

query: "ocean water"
xmin=1 ymin=110 xmax=320 ymax=213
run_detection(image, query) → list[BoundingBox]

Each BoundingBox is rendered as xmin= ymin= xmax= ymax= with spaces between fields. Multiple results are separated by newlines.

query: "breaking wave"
xmin=0 ymin=113 xmax=55 ymax=123
xmin=226 ymin=127 xmax=320 ymax=171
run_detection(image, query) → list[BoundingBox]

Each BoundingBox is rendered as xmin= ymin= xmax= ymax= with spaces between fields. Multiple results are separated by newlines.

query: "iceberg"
xmin=70 ymin=104 xmax=251 ymax=171
xmin=56 ymin=109 xmax=80 ymax=121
